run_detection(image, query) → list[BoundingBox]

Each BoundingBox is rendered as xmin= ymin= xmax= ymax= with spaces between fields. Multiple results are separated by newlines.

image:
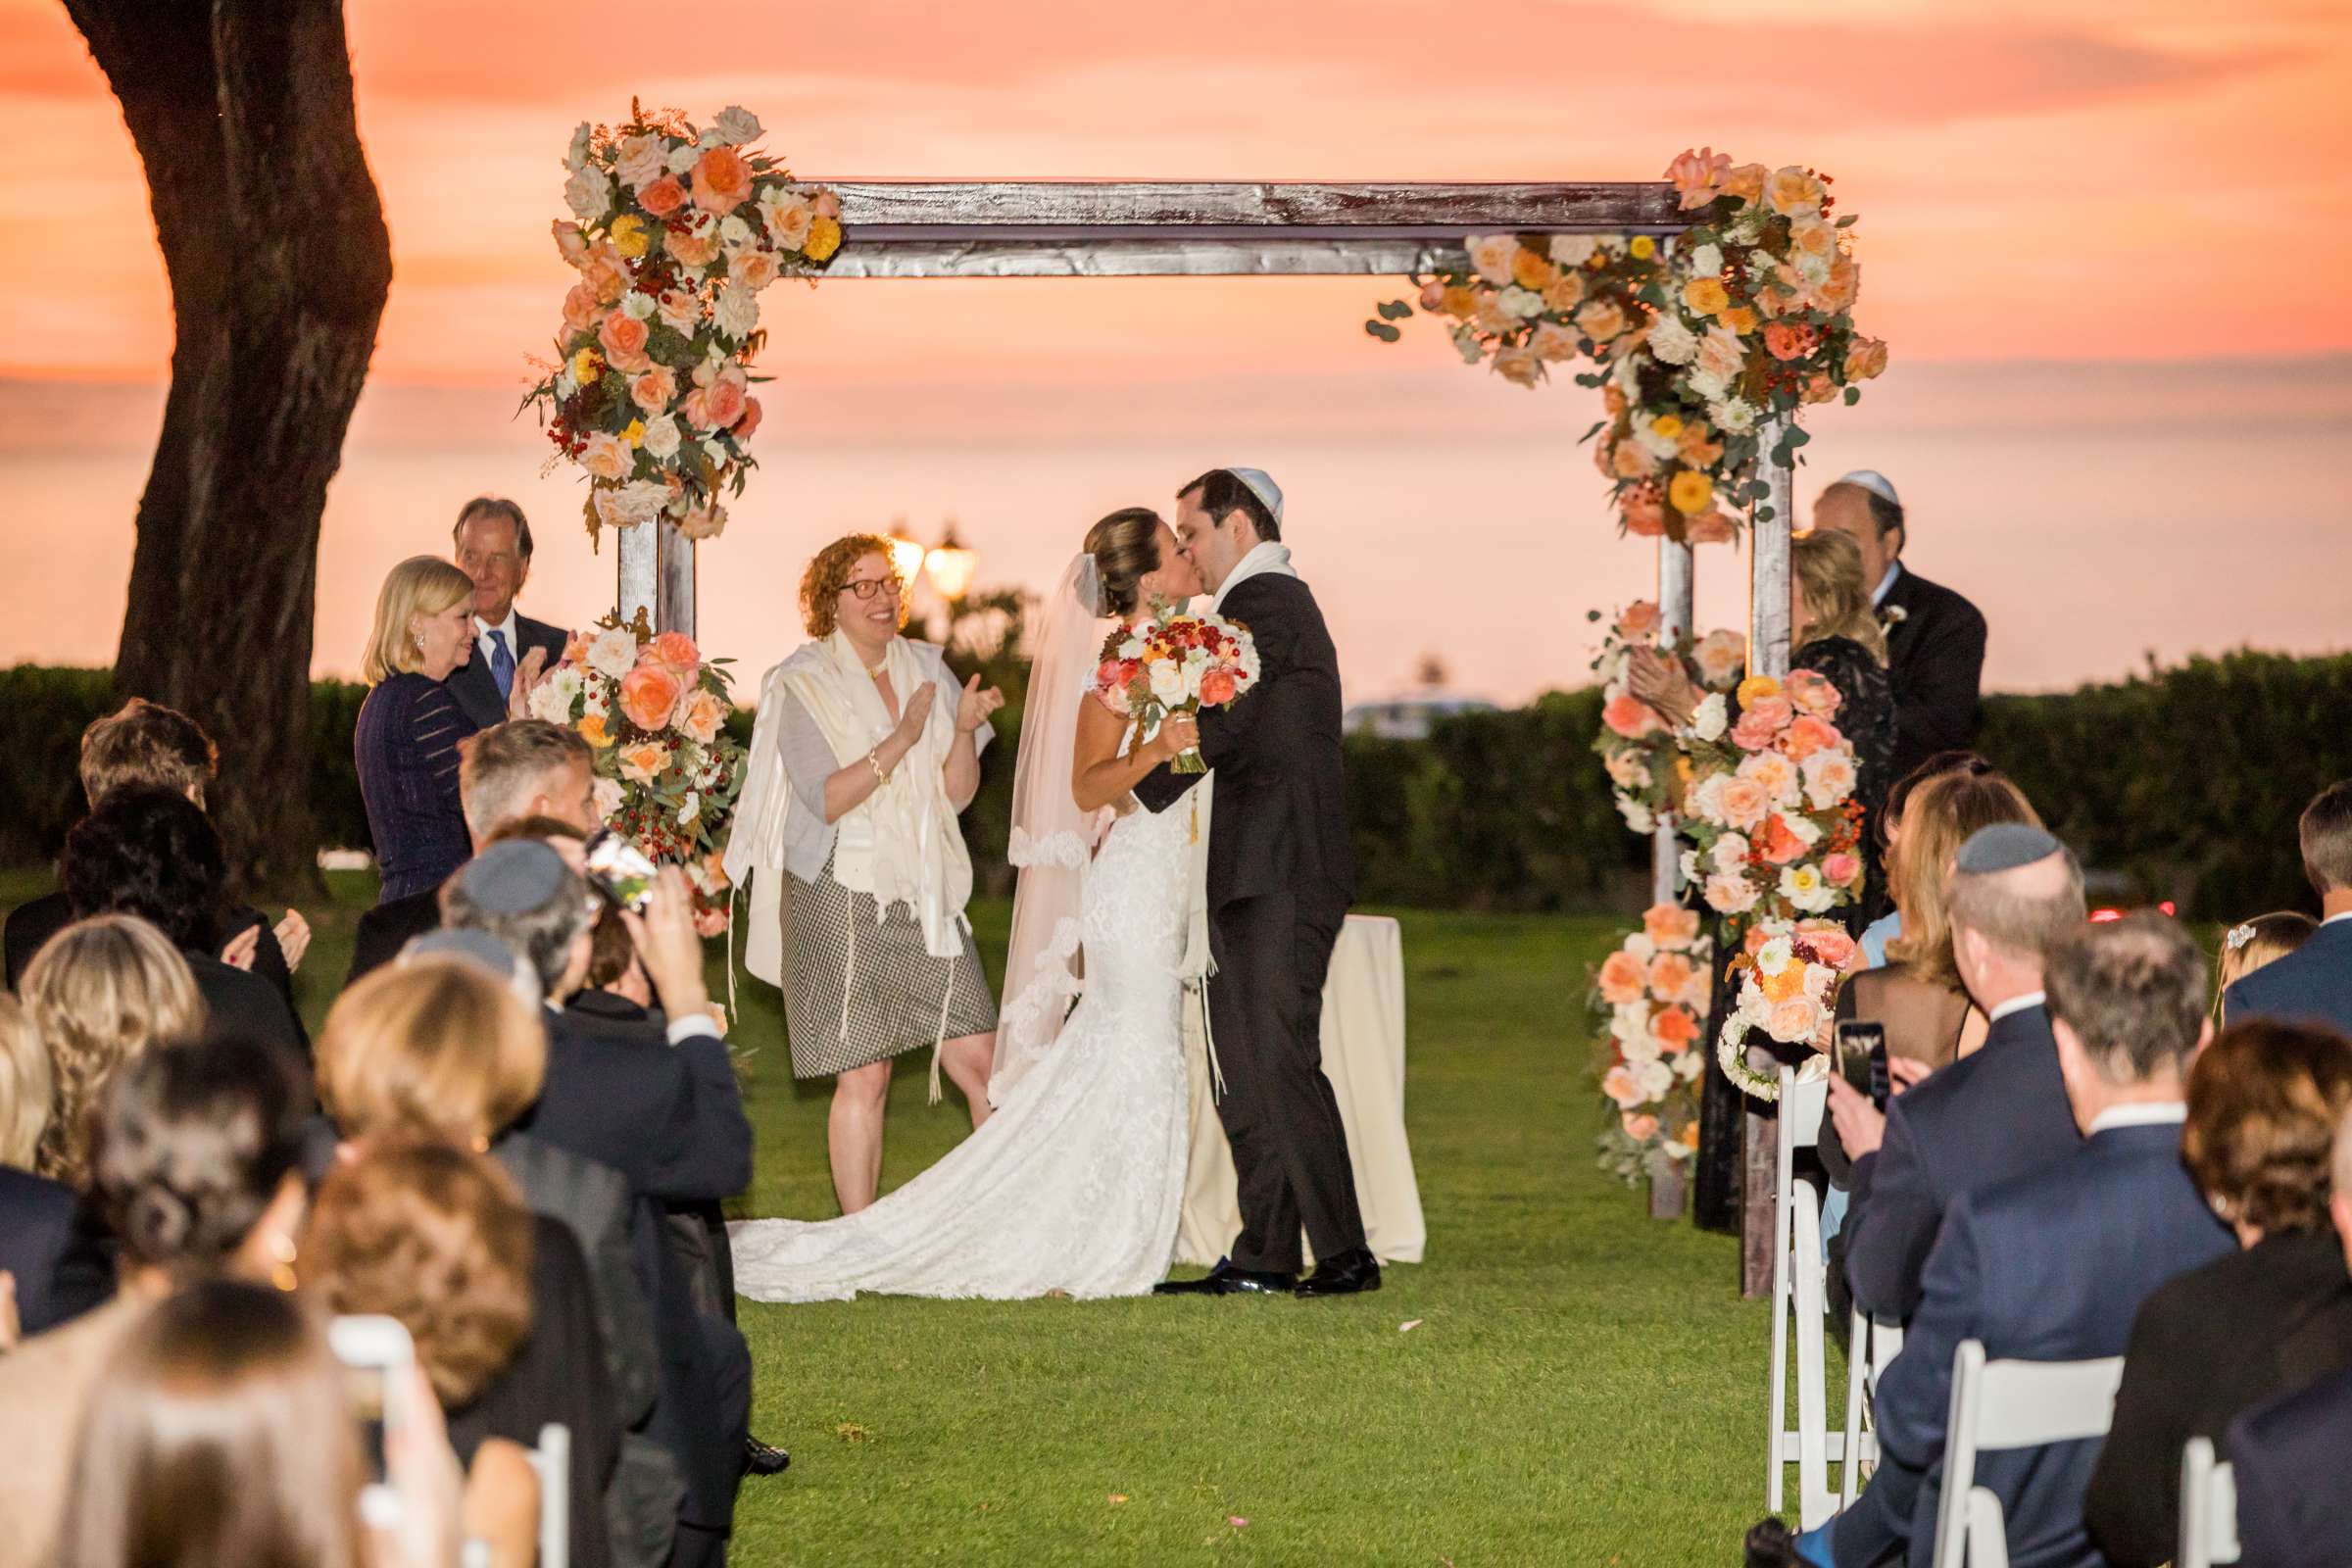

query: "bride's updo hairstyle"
xmin=1084 ymin=509 xmax=1163 ymax=618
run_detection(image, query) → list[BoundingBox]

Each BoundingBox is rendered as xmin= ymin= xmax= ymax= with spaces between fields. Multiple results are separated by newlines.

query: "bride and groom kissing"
xmin=727 ymin=466 xmax=1381 ymax=1302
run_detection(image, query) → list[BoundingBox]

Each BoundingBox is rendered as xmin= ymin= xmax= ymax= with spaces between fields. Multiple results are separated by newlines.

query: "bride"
xmin=730 ymin=508 xmax=1208 ymax=1301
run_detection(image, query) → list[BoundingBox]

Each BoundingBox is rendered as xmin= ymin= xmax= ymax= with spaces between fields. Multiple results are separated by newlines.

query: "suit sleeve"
xmin=1840 ymin=1096 xmax=1939 ymax=1321
xmin=1895 ymin=596 xmax=1986 ymax=760
xmin=1872 ymin=1191 xmax=1988 ymax=1478
xmin=635 ymin=1027 xmax=754 ymax=1201
xmin=2225 ymin=1409 xmax=2299 ymax=1568
xmin=2082 ymin=1291 xmax=2195 ymax=1568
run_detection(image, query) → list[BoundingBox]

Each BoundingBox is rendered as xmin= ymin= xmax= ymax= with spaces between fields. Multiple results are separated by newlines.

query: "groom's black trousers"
xmin=1204 ymin=889 xmax=1367 ymax=1273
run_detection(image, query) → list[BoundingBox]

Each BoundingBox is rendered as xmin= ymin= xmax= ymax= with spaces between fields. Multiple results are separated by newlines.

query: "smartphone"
xmin=330 ymin=1314 xmax=415 ymax=1528
xmin=1836 ymin=1021 xmax=1889 ymax=1107
xmin=584 ymin=829 xmax=661 ymax=913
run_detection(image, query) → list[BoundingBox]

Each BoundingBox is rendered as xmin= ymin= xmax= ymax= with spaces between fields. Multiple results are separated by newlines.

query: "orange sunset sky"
xmin=3 ymin=0 xmax=2349 ymax=702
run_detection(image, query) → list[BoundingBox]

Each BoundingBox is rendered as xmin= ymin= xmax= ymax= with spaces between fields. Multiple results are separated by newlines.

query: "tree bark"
xmin=66 ymin=0 xmax=391 ymax=895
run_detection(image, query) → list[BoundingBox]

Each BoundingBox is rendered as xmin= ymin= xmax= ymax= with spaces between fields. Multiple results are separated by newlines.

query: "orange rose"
xmin=1780 ymin=714 xmax=1842 ymax=761
xmin=1721 ymin=306 xmax=1760 ymax=337
xmin=562 ymin=283 xmax=601 ymax=336
xmin=1678 ymin=1119 xmax=1700 ymax=1151
xmin=691 ymin=147 xmax=753 ymax=215
xmin=576 ymin=712 xmax=612 ymax=749
xmin=1602 ymin=692 xmax=1665 ymax=740
xmin=1621 ymin=487 xmax=1667 ymax=538
xmin=644 ymin=630 xmax=702 ymax=682
xmin=1756 ymin=813 xmax=1810 ymax=865
xmin=1440 ymin=285 xmax=1481 ymax=319
xmin=675 ymin=687 xmax=726 ymax=745
xmin=598 ymin=312 xmax=652 ymax=373
xmin=1652 ymin=1004 xmax=1700 ymax=1054
xmin=1845 ymin=336 xmax=1888 ymax=381
xmin=618 ymin=741 xmax=670 ymax=784
xmin=1764 ymin=321 xmax=1816 ymax=363
xmin=639 ymin=175 xmax=687 ymax=218
xmin=1648 ymin=956 xmax=1698 ymax=1013
xmin=1598 ymin=949 xmax=1650 ymax=1005
xmin=1685 ymin=509 xmax=1737 ymax=546
xmin=1622 ymin=1111 xmax=1660 ymax=1142
xmin=618 ymin=663 xmax=684 ymax=731
xmin=1644 ymin=904 xmax=1701 ymax=949
xmin=733 ymin=396 xmax=762 ymax=441
xmin=1615 ymin=600 xmax=1662 ymax=641
xmin=629 ymin=366 xmax=677 ymax=414
xmin=1510 ymin=247 xmax=1558 ymax=291
xmin=1682 ymin=276 xmax=1731 ymax=318
xmin=1678 ymin=421 xmax=1725 ymax=467
xmin=1818 ymin=256 xmax=1861 ymax=315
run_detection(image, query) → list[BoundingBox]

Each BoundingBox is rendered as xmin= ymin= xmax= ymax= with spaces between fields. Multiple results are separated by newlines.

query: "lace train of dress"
xmin=728 ymin=795 xmax=1195 ymax=1301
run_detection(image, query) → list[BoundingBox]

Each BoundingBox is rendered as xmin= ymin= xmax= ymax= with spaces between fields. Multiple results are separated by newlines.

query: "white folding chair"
xmin=1930 ymin=1340 xmax=2124 ymax=1568
xmin=2178 ymin=1435 xmax=2240 ymax=1568
xmin=1769 ymin=1064 xmax=1843 ymax=1529
xmin=528 ymin=1422 xmax=571 ymax=1568
xmin=1839 ymin=1308 xmax=1904 ymax=1506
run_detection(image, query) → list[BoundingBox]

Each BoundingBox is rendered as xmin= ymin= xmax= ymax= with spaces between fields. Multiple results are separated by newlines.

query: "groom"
xmin=1138 ymin=467 xmax=1378 ymax=1299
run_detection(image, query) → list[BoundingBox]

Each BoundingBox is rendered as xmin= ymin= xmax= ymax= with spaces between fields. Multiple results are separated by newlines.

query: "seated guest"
xmin=1858 ymin=751 xmax=1997 ymax=968
xmin=448 ymin=496 xmax=571 ymax=731
xmin=2214 ymin=913 xmax=2318 ymax=1026
xmin=0 ymin=994 xmax=101 ymax=1336
xmin=0 ymin=1033 xmax=311 ymax=1568
xmin=318 ymin=956 xmax=649 ymax=1567
xmin=21 ymin=915 xmax=203 ymax=1191
xmin=1809 ymin=470 xmax=1987 ymax=787
xmin=2223 ymin=779 xmax=2352 ymax=1034
xmin=3 ymin=697 xmax=307 ymax=997
xmin=2085 ymin=1019 xmax=2352 ymax=1565
xmin=305 ymin=1136 xmax=587 ymax=1568
xmin=59 ymin=787 xmax=304 ymax=1056
xmin=55 ymin=1278 xmax=462 ymax=1568
xmin=346 ymin=717 xmax=599 ymax=987
xmin=357 ymin=555 xmax=544 ymax=906
xmin=1752 ymin=912 xmax=2235 ymax=1568
xmin=1835 ymin=823 xmax=2085 ymax=1323
xmin=2228 ymin=1101 xmax=2352 ymax=1568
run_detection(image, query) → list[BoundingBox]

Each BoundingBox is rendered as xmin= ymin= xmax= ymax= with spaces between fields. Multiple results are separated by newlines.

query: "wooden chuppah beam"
xmin=1740 ymin=423 xmax=1798 ymax=1298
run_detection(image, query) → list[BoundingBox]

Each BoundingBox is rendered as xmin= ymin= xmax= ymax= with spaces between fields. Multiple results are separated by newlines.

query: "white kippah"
xmin=1835 ymin=469 xmax=1900 ymax=509
xmin=1225 ymin=466 xmax=1284 ymax=524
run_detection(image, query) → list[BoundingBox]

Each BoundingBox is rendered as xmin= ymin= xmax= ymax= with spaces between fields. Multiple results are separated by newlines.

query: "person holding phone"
xmin=727 ymin=534 xmax=1007 ymax=1215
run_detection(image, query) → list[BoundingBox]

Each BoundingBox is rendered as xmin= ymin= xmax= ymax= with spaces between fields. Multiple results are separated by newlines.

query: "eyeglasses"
xmin=841 ymin=578 xmax=902 ymax=601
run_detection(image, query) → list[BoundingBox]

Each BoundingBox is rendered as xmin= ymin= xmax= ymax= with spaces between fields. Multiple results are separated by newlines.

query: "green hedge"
xmin=8 ymin=651 xmax=2346 ymax=917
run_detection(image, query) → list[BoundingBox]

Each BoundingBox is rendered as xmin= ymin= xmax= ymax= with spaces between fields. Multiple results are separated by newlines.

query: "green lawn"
xmin=4 ymin=870 xmax=1774 ymax=1565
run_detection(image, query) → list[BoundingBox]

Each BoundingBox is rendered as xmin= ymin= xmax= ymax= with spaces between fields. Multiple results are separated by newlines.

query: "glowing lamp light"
xmin=924 ymin=525 xmax=979 ymax=603
xmin=886 ymin=535 xmax=927 ymax=588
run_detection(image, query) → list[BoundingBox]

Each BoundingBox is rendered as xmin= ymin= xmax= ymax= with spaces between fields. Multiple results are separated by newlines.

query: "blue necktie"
xmin=488 ymin=629 xmax=514 ymax=701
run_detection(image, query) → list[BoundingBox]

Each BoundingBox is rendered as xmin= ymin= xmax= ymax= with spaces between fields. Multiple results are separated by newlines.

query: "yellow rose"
xmin=1440 ymin=284 xmax=1481 ymax=318
xmin=1767 ymin=166 xmax=1826 ymax=217
xmin=1683 ymin=277 xmax=1731 ymax=317
xmin=570 ymin=347 xmax=603 ymax=385
xmin=805 ymin=216 xmax=843 ymax=263
xmin=1651 ymin=414 xmax=1684 ymax=438
xmin=1543 ymin=273 xmax=1586 ymax=313
xmin=1736 ymin=674 xmax=1782 ymax=707
xmin=1668 ymin=469 xmax=1714 ymax=515
xmin=1722 ymin=306 xmax=1759 ymax=337
xmin=622 ymin=418 xmax=646 ymax=448
xmin=577 ymin=712 xmax=612 ymax=749
xmin=610 ymin=213 xmax=651 ymax=260
xmin=1510 ymin=247 xmax=1557 ymax=291
xmin=1629 ymin=234 xmax=1656 ymax=260
xmin=1722 ymin=164 xmax=1768 ymax=204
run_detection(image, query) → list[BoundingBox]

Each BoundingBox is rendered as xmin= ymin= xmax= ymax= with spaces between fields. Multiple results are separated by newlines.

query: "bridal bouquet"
xmin=1593 ymin=906 xmax=1713 ymax=1182
xmin=1673 ymin=668 xmax=1866 ymax=927
xmin=1092 ymin=608 xmax=1260 ymax=773
xmin=1592 ymin=600 xmax=1747 ymax=836
xmin=528 ymin=615 xmax=748 ymax=934
xmin=1717 ymin=917 xmax=1861 ymax=1101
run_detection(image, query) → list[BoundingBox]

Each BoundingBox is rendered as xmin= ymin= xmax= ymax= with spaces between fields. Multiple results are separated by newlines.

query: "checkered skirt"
xmin=777 ymin=854 xmax=998 ymax=1080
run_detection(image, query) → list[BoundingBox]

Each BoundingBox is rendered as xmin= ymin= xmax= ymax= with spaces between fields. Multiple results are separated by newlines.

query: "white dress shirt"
xmin=1986 ymin=990 xmax=2046 ymax=1026
xmin=2087 ymin=1102 xmax=2187 ymax=1135
xmin=473 ymin=609 xmax=520 ymax=670
xmin=1872 ymin=561 xmax=1902 ymax=609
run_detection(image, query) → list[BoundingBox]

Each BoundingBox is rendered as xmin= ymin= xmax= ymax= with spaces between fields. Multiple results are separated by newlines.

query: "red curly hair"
xmin=799 ymin=533 xmax=908 ymax=638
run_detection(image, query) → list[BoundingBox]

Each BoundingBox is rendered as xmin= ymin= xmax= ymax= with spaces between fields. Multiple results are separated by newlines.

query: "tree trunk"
xmin=66 ymin=0 xmax=391 ymax=896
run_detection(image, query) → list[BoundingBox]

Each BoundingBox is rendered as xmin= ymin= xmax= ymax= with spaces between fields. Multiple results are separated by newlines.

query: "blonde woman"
xmin=2214 ymin=912 xmax=2318 ymax=1026
xmin=357 ymin=556 xmax=543 ymax=903
xmin=24 ymin=915 xmax=202 ymax=1192
xmin=1 ymin=993 xmax=87 ymax=1342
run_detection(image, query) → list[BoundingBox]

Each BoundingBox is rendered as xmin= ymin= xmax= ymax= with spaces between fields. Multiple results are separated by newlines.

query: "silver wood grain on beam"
xmin=814 ymin=180 xmax=1685 ymax=233
xmin=822 ymin=237 xmax=1475 ymax=278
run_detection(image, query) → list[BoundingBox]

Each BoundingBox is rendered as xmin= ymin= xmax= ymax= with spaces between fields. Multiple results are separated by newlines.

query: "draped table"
xmin=1176 ymin=912 xmax=1427 ymax=1266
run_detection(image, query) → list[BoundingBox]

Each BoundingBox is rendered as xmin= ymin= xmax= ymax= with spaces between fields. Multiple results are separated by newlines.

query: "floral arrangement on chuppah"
xmin=1365 ymin=149 xmax=1888 ymax=542
xmin=529 ymin=616 xmax=747 ymax=935
xmin=1591 ymin=601 xmax=1747 ymax=836
xmin=523 ymin=102 xmax=842 ymax=546
xmin=1593 ymin=906 xmax=1713 ymax=1183
xmin=1716 ymin=918 xmax=1863 ymax=1100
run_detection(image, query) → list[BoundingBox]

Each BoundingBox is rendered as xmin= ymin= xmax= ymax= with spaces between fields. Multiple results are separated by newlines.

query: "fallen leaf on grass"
xmin=1399 ymin=1319 xmax=1424 ymax=1333
xmin=835 ymin=1422 xmax=870 ymax=1445
xmin=1108 ymin=1494 xmax=1129 ymax=1506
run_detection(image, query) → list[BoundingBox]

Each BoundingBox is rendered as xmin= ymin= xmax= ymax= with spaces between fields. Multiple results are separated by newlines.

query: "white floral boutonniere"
xmin=1881 ymin=604 xmax=1909 ymax=628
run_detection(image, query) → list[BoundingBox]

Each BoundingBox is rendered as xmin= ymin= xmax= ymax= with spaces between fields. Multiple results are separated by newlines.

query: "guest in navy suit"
xmin=445 ymin=498 xmax=570 ymax=733
xmin=1830 ymin=823 xmax=2087 ymax=1323
xmin=2222 ymin=779 xmax=2352 ymax=1037
xmin=1810 ymin=471 xmax=1987 ymax=790
xmin=1753 ymin=911 xmax=2235 ymax=1568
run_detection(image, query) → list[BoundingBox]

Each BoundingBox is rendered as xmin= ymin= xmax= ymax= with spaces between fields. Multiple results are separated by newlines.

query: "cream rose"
xmin=614 ymin=133 xmax=666 ymax=191
xmin=713 ymin=105 xmax=762 ymax=145
xmin=578 ymin=432 xmax=632 ymax=481
xmin=712 ymin=283 xmax=760 ymax=342
xmin=641 ymin=414 xmax=683 ymax=461
xmin=1467 ymin=234 xmax=1519 ymax=285
xmin=564 ymin=167 xmax=612 ymax=224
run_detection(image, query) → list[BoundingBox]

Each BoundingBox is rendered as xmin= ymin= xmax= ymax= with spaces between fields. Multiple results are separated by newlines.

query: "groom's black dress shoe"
xmin=1742 ymin=1519 xmax=1805 ymax=1567
xmin=1152 ymin=1263 xmax=1298 ymax=1297
xmin=1294 ymin=1248 xmax=1381 ymax=1298
xmin=744 ymin=1436 xmax=791 ymax=1477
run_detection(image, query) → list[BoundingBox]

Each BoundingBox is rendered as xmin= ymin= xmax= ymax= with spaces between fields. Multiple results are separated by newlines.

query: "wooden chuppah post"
xmin=617 ymin=520 xmax=697 ymax=638
xmin=1740 ymin=422 xmax=1796 ymax=1298
xmin=1652 ymin=539 xmax=1694 ymax=906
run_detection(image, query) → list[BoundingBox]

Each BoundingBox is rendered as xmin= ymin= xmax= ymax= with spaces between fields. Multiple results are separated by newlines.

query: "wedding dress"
xmin=729 ymin=556 xmax=1197 ymax=1301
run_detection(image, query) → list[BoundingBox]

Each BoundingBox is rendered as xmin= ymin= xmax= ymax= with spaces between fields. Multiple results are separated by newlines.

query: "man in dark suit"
xmin=1812 ymin=471 xmax=1987 ymax=786
xmin=1830 ymin=823 xmax=2087 ymax=1323
xmin=344 ymin=717 xmax=599 ymax=986
xmin=445 ymin=497 xmax=570 ymax=732
xmin=2223 ymin=779 xmax=2352 ymax=1035
xmin=1753 ymin=912 xmax=2235 ymax=1568
xmin=1137 ymin=467 xmax=1374 ymax=1300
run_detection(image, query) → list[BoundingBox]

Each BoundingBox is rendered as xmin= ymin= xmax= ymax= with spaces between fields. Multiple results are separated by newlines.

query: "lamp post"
xmin=924 ymin=524 xmax=978 ymax=605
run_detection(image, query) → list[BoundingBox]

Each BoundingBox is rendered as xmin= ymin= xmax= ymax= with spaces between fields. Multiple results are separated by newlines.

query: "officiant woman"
xmin=726 ymin=534 xmax=1006 ymax=1215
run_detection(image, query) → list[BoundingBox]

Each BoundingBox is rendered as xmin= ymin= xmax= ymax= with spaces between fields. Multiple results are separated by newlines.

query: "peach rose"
xmin=1200 ymin=668 xmax=1237 ymax=706
xmin=1622 ymin=1112 xmax=1660 ymax=1142
xmin=677 ymin=502 xmax=725 ymax=542
xmin=812 ymin=189 xmax=842 ymax=220
xmin=597 ymin=312 xmax=653 ymax=373
xmin=1764 ymin=321 xmax=1817 ymax=363
xmin=618 ymin=741 xmax=670 ymax=784
xmin=578 ymin=432 xmax=632 ymax=481
xmin=1467 ymin=233 xmax=1520 ymax=285
xmin=1766 ymin=166 xmax=1825 ymax=216
xmin=1693 ymin=630 xmax=1746 ymax=687
xmin=1801 ymin=924 xmax=1860 ymax=971
xmin=1803 ymin=372 xmax=1838 ymax=405
xmin=1696 ymin=323 xmax=1746 ymax=381
xmin=1783 ymin=668 xmax=1841 ymax=717
xmin=1678 ymin=421 xmax=1725 ymax=468
xmin=1845 ymin=335 xmax=1888 ymax=381
xmin=1685 ymin=509 xmax=1737 ymax=546
xmin=1644 ymin=904 xmax=1701 ymax=949
xmin=1731 ymin=694 xmax=1796 ymax=749
xmin=1543 ymin=272 xmax=1587 ymax=313
xmin=732 ymin=396 xmax=762 ymax=441
xmin=675 ymin=687 xmax=726 ymax=746
xmin=1740 ymin=750 xmax=1798 ymax=805
xmin=1756 ymin=813 xmax=1810 ymax=866
xmin=691 ymin=146 xmax=753 ymax=215
xmin=1716 ymin=776 xmax=1771 ymax=832
xmin=1601 ymin=1064 xmax=1644 ymax=1109
xmin=1780 ymin=713 xmax=1841 ymax=761
xmin=1818 ymin=257 xmax=1861 ymax=316
xmin=1493 ymin=347 xmax=1542 ymax=388
xmin=1602 ymin=692 xmax=1665 ymax=741
xmin=553 ymin=220 xmax=590 ymax=266
xmin=1706 ymin=872 xmax=1760 ymax=915
xmin=1530 ymin=320 xmax=1579 ymax=363
xmin=1767 ymin=999 xmax=1821 ymax=1045
xmin=639 ymin=174 xmax=688 ymax=218
xmin=1652 ymin=1004 xmax=1700 ymax=1054
xmin=562 ymin=282 xmax=602 ymax=336
xmin=1418 ymin=280 xmax=1446 ymax=312
xmin=1648 ymin=953 xmax=1698 ymax=1007
xmin=618 ymin=663 xmax=684 ymax=732
xmin=668 ymin=219 xmax=722 ymax=270
xmin=1612 ymin=439 xmax=1659 ymax=479
xmin=1621 ymin=487 xmax=1667 ymax=538
xmin=1576 ymin=298 xmax=1627 ymax=343
xmin=629 ymin=366 xmax=678 ymax=415
xmin=563 ymin=629 xmax=596 ymax=666
xmin=683 ymin=375 xmax=747 ymax=432
xmin=764 ymin=196 xmax=814 ymax=251
xmin=579 ymin=246 xmax=630 ymax=304
xmin=1615 ymin=601 xmax=1662 ymax=641
xmin=1721 ymin=164 xmax=1768 ymax=204
xmin=645 ymin=631 xmax=702 ymax=682
xmin=1803 ymin=752 xmax=1859 ymax=810
xmin=729 ymin=248 xmax=783 ymax=294
xmin=1598 ymin=949 xmax=1650 ymax=1005
xmin=1664 ymin=146 xmax=1732 ymax=209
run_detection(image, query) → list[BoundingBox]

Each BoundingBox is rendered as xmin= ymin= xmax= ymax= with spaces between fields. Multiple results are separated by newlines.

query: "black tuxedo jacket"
xmin=2230 ymin=1364 xmax=2352 ymax=1568
xmin=344 ymin=879 xmax=446 ymax=988
xmin=1841 ymin=1002 xmax=2082 ymax=1322
xmin=1133 ymin=572 xmax=1354 ymax=907
xmin=6 ymin=889 xmax=294 ymax=1013
xmin=1880 ymin=563 xmax=1987 ymax=785
xmin=2224 ymin=918 xmax=2352 ymax=1038
xmin=2087 ymin=1230 xmax=2352 ymax=1567
xmin=444 ymin=611 xmax=568 ymax=731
